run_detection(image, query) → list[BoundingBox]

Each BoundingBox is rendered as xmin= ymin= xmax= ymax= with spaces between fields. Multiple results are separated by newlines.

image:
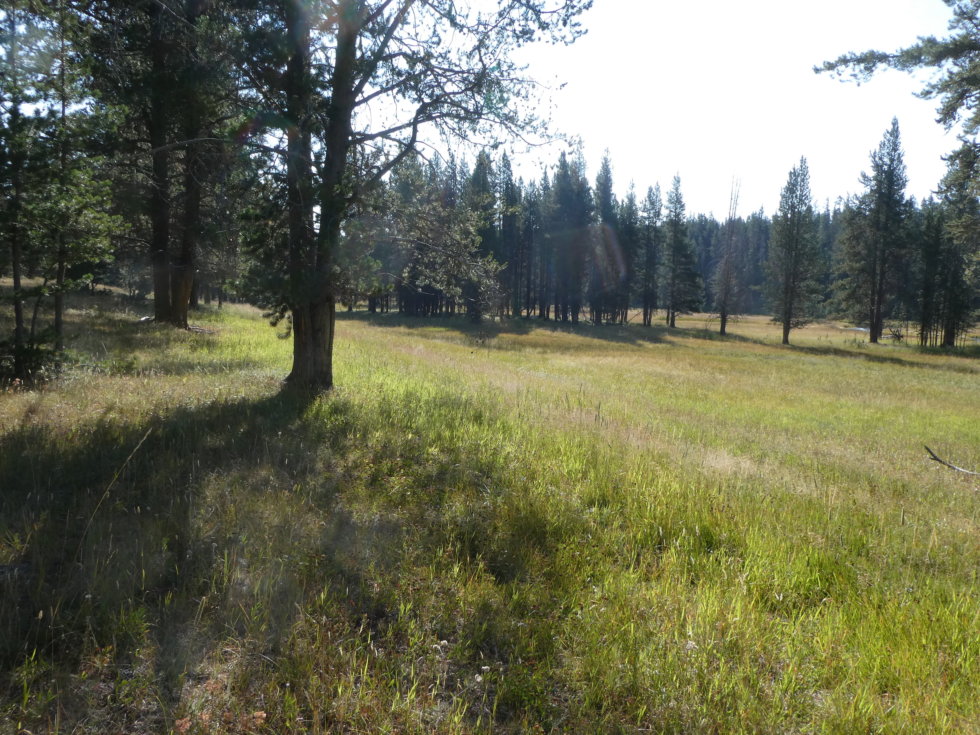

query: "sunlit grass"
xmin=1 ymin=296 xmax=978 ymax=733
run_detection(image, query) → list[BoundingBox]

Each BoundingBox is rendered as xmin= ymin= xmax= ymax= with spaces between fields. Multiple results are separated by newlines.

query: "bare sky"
xmin=512 ymin=0 xmax=959 ymax=218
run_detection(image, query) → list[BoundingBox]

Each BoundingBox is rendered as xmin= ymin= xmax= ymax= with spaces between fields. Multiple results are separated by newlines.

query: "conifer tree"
xmin=616 ymin=185 xmax=641 ymax=324
xmin=766 ymin=157 xmax=822 ymax=345
xmin=521 ymin=180 xmax=543 ymax=318
xmin=1 ymin=2 xmax=114 ymax=381
xmin=498 ymin=154 xmax=524 ymax=317
xmin=464 ymin=151 xmax=499 ymax=320
xmin=835 ymin=119 xmax=910 ymax=342
xmin=535 ymin=169 xmax=554 ymax=319
xmin=590 ymin=152 xmax=618 ymax=324
xmin=689 ymin=214 xmax=721 ymax=307
xmin=659 ymin=176 xmax=701 ymax=328
xmin=550 ymin=152 xmax=591 ymax=323
xmin=639 ymin=185 xmax=662 ymax=326
xmin=927 ymin=145 xmax=980 ymax=345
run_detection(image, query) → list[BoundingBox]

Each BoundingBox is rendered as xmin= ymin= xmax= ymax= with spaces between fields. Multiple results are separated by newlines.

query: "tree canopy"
xmin=818 ymin=1 xmax=980 ymax=139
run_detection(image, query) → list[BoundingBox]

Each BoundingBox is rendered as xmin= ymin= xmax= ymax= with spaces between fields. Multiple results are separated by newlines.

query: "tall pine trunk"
xmin=54 ymin=0 xmax=68 ymax=354
xmin=170 ymin=1 xmax=205 ymax=328
xmin=149 ymin=2 xmax=172 ymax=322
xmin=7 ymin=9 xmax=26 ymax=379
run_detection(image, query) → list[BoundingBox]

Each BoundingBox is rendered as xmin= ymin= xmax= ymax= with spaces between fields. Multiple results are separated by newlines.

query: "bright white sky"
xmin=511 ymin=0 xmax=959 ymax=218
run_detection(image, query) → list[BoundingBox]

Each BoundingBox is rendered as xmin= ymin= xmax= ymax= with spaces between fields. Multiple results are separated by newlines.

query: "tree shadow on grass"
xmin=775 ymin=340 xmax=978 ymax=374
xmin=346 ymin=309 xmax=977 ymax=370
xmin=0 ymin=389 xmax=316 ymax=655
xmin=339 ymin=309 xmax=676 ymax=349
xmin=0 ymin=381 xmax=579 ymax=732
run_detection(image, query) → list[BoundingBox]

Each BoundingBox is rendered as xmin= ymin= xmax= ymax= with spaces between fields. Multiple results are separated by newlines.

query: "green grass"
xmin=1 ymin=295 xmax=978 ymax=733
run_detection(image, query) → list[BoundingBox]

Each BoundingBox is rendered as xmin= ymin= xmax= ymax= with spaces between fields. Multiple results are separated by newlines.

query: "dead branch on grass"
xmin=925 ymin=446 xmax=979 ymax=476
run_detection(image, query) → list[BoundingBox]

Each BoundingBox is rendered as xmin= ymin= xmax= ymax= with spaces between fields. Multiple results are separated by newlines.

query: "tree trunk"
xmin=170 ymin=138 xmax=200 ymax=327
xmin=287 ymin=299 xmax=335 ymax=389
xmin=169 ymin=0 xmax=207 ymax=328
xmin=54 ymin=238 xmax=66 ymax=353
xmin=9 ymin=154 xmax=26 ymax=380
xmin=54 ymin=3 xmax=68 ymax=355
xmin=7 ymin=9 xmax=26 ymax=380
xmin=281 ymin=0 xmax=342 ymax=389
xmin=149 ymin=2 xmax=172 ymax=322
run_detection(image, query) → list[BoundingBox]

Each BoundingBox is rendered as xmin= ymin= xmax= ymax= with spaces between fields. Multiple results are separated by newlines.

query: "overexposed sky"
xmin=511 ymin=0 xmax=959 ymax=218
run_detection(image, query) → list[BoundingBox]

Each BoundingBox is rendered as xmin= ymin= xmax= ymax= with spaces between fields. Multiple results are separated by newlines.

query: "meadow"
xmin=1 ymin=294 xmax=978 ymax=734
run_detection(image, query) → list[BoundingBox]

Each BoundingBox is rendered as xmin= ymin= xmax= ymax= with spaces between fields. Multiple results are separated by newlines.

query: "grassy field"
xmin=1 ymin=294 xmax=978 ymax=734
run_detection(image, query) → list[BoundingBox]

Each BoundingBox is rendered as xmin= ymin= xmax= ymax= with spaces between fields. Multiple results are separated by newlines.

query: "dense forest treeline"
xmin=1 ymin=2 xmax=978 ymax=385
xmin=316 ymin=119 xmax=979 ymax=349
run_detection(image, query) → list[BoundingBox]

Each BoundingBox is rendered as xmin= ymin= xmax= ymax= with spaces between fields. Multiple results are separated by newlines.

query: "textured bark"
xmin=286 ymin=300 xmax=335 ymax=389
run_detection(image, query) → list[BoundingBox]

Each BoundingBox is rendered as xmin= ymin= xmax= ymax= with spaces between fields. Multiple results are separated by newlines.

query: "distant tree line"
xmin=1 ymin=2 xmax=978 ymax=385
xmin=336 ymin=120 xmax=977 ymax=348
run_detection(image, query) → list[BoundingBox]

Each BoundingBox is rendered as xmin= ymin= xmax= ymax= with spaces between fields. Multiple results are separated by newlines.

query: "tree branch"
xmin=925 ymin=445 xmax=979 ymax=475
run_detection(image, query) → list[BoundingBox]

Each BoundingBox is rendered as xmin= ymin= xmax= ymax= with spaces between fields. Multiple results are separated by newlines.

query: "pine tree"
xmin=834 ymin=119 xmax=910 ymax=342
xmin=639 ymin=185 xmax=662 ymax=326
xmin=521 ymin=180 xmax=543 ymax=318
xmin=927 ymin=145 xmax=980 ymax=345
xmin=498 ymin=154 xmax=523 ymax=317
xmin=766 ymin=157 xmax=822 ymax=345
xmin=550 ymin=152 xmax=591 ymax=323
xmin=689 ymin=214 xmax=721 ymax=307
xmin=743 ymin=209 xmax=771 ymax=313
xmin=464 ymin=151 xmax=499 ymax=321
xmin=1 ymin=2 xmax=115 ymax=381
xmin=590 ymin=152 xmax=618 ymax=324
xmin=536 ymin=169 xmax=554 ymax=319
xmin=659 ymin=176 xmax=701 ymax=328
xmin=616 ymin=185 xmax=641 ymax=324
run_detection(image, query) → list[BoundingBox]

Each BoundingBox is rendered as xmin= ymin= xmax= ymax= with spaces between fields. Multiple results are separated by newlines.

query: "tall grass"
xmin=1 ymin=297 xmax=977 ymax=733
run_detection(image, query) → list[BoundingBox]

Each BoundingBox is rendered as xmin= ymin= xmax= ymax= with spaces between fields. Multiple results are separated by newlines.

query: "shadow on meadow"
xmin=0 ymin=388 xmax=321 ymax=702
xmin=779 ymin=340 xmax=979 ymax=373
xmin=339 ymin=309 xmax=678 ymax=349
xmin=346 ymin=310 xmax=978 ymax=369
xmin=0 ymin=378 xmax=579 ymax=731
